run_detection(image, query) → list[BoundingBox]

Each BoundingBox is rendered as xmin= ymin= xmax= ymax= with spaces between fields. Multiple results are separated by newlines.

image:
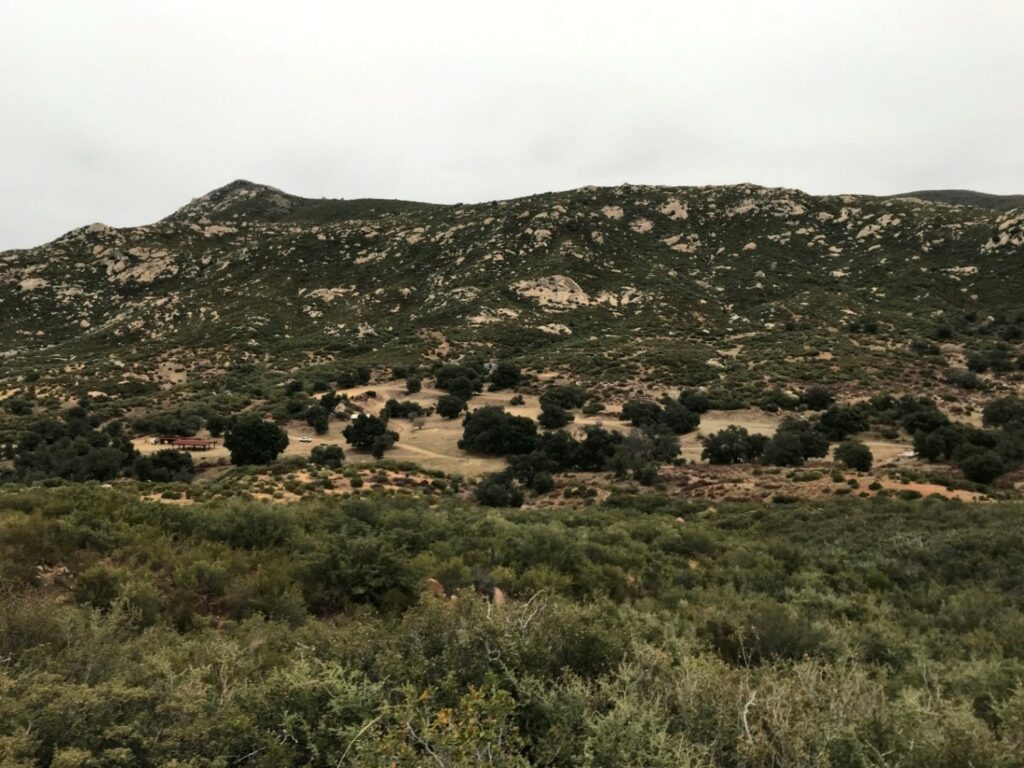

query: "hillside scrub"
xmin=5 ymin=182 xmax=1024 ymax=401
xmin=0 ymin=488 xmax=1022 ymax=764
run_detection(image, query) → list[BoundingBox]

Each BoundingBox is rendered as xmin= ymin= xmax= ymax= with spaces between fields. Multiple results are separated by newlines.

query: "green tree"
xmin=490 ymin=362 xmax=521 ymax=390
xmin=539 ymin=385 xmax=588 ymax=410
xmin=371 ymin=433 xmax=397 ymax=459
xmin=763 ymin=431 xmax=810 ymax=467
xmin=660 ymin=400 xmax=700 ymax=434
xmin=447 ymin=376 xmax=477 ymax=402
xmin=310 ymin=444 xmax=344 ymax=468
xmin=343 ymin=415 xmax=398 ymax=454
xmin=206 ymin=413 xmax=227 ymax=437
xmin=818 ymin=404 xmax=869 ymax=441
xmin=701 ymin=426 xmax=768 ymax=464
xmin=983 ymin=396 xmax=1024 ymax=428
xmin=620 ymin=400 xmax=663 ymax=427
xmin=436 ymin=395 xmax=466 ymax=419
xmin=678 ymin=388 xmax=711 ymax=413
xmin=538 ymin=404 xmax=573 ymax=429
xmin=305 ymin=404 xmax=329 ymax=434
xmin=459 ymin=407 xmax=538 ymax=455
xmin=224 ymin=415 xmax=289 ymax=465
xmin=772 ymin=418 xmax=830 ymax=461
xmin=133 ymin=449 xmax=195 ymax=482
xmin=475 ymin=473 xmax=524 ymax=507
xmin=959 ymin=450 xmax=1005 ymax=484
xmin=835 ymin=439 xmax=873 ymax=471
xmin=381 ymin=399 xmax=426 ymax=419
xmin=801 ymin=385 xmax=835 ymax=411
xmin=573 ymin=426 xmax=624 ymax=471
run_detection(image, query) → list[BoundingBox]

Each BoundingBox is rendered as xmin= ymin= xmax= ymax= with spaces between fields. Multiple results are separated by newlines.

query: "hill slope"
xmin=888 ymin=189 xmax=1024 ymax=212
xmin=2 ymin=181 xmax=1022 ymax=399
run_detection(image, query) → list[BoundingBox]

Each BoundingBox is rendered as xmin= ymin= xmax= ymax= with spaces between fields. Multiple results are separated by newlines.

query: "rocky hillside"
xmin=2 ymin=180 xmax=1022 ymax=398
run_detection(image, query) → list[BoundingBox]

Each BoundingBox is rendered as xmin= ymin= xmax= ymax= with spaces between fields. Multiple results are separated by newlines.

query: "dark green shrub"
xmin=959 ymin=451 xmax=1005 ymax=484
xmin=801 ymin=385 xmax=835 ymax=410
xmin=305 ymin=404 xmax=329 ymax=434
xmin=489 ymin=362 xmax=521 ymax=390
xmin=381 ymin=399 xmax=426 ymax=419
xmin=224 ymin=415 xmax=289 ymax=465
xmin=133 ymin=449 xmax=195 ymax=482
xmin=459 ymin=407 xmax=537 ymax=456
xmin=983 ymin=397 xmax=1024 ymax=428
xmin=538 ymin=404 xmax=572 ymax=429
xmin=539 ymin=384 xmax=588 ymax=411
xmin=436 ymin=395 xmax=467 ymax=419
xmin=835 ymin=440 xmax=873 ymax=471
xmin=818 ymin=405 xmax=868 ymax=441
xmin=475 ymin=473 xmax=524 ymax=507
xmin=310 ymin=444 xmax=344 ymax=468
xmin=343 ymin=415 xmax=398 ymax=455
xmin=702 ymin=426 xmax=769 ymax=464
xmin=678 ymin=388 xmax=711 ymax=413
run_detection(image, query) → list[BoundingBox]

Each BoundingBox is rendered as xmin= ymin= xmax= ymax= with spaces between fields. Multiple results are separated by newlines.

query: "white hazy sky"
xmin=1 ymin=0 xmax=1021 ymax=249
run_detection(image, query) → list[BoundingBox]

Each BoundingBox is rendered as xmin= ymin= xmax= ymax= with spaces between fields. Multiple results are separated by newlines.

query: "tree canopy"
xmin=224 ymin=415 xmax=289 ymax=465
xmin=458 ymin=407 xmax=538 ymax=456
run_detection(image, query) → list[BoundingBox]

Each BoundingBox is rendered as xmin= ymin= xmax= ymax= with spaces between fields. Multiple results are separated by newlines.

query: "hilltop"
xmin=888 ymin=189 xmax=1024 ymax=212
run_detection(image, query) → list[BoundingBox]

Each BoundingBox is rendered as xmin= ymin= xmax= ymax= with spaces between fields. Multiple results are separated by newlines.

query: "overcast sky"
xmin=1 ymin=1 xmax=1021 ymax=250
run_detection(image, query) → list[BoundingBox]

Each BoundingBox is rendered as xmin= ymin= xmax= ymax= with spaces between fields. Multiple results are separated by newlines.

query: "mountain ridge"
xmin=2 ymin=180 xmax=1022 ymax=403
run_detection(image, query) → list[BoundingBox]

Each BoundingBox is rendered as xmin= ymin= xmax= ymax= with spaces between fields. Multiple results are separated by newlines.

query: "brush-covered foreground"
xmin=1 ymin=487 xmax=1023 ymax=766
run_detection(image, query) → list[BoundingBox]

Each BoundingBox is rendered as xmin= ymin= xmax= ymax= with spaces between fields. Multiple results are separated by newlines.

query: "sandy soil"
xmin=876 ymin=479 xmax=982 ymax=502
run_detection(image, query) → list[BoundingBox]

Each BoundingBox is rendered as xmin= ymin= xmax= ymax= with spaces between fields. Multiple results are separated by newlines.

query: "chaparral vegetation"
xmin=1 ymin=181 xmax=1023 ymax=765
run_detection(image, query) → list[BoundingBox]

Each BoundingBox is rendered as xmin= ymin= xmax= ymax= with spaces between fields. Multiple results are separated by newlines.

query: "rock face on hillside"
xmin=1 ymin=180 xmax=1021 ymax=393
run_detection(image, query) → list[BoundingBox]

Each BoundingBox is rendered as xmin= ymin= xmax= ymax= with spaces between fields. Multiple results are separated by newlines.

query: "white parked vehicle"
xmin=299 ymin=436 xmax=312 ymax=443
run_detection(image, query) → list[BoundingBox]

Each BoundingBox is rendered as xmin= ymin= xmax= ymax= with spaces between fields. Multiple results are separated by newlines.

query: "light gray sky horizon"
xmin=1 ymin=0 xmax=1021 ymax=250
